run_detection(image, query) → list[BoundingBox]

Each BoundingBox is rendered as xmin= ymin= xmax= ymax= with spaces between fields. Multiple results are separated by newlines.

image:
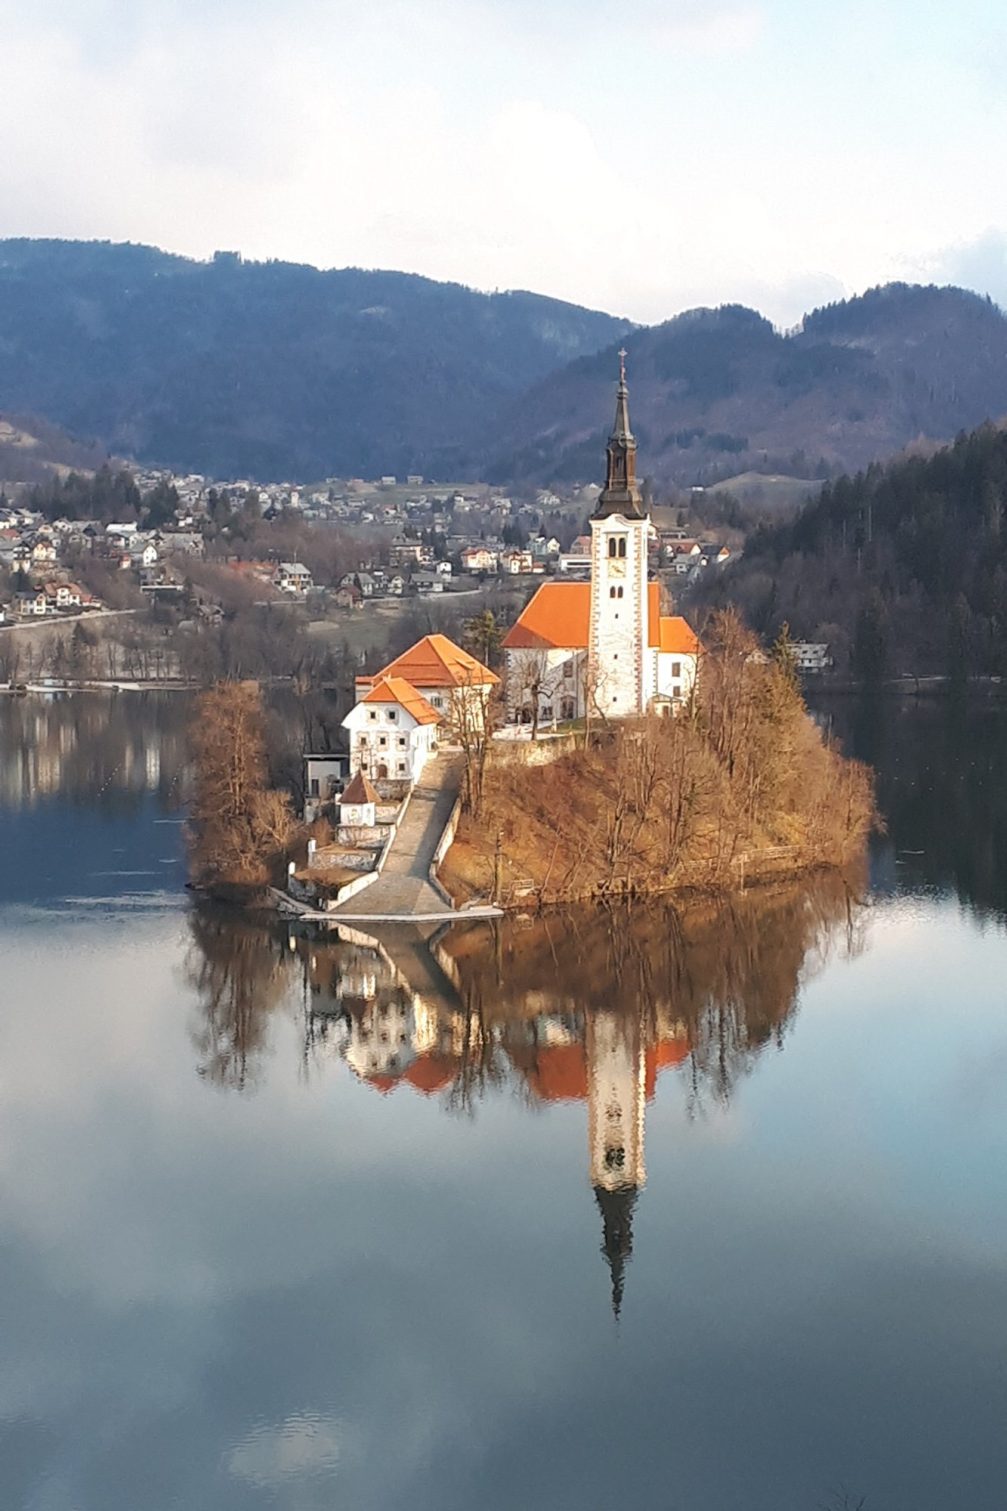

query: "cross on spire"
xmin=618 ymin=347 xmax=628 ymax=386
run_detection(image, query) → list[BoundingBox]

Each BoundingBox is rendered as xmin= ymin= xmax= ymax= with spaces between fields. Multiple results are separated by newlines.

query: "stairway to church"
xmin=332 ymin=751 xmax=463 ymax=917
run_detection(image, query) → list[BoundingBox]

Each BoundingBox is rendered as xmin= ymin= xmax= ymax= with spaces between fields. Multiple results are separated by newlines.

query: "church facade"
xmin=503 ymin=354 xmax=700 ymax=724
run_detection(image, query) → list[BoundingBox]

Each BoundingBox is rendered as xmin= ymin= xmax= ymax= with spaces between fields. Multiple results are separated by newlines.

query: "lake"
xmin=1 ymin=691 xmax=1006 ymax=1511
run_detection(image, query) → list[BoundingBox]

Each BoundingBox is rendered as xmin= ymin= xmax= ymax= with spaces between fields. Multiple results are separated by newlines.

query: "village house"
xmin=15 ymin=588 xmax=49 ymax=617
xmin=503 ymin=355 xmax=701 ymax=725
xmin=353 ymin=634 xmax=498 ymax=730
xmin=558 ymin=535 xmax=592 ymax=575
xmin=343 ymin=676 xmax=442 ymax=782
xmin=461 ymin=545 xmax=498 ymax=574
xmin=275 ymin=561 xmax=313 ymax=595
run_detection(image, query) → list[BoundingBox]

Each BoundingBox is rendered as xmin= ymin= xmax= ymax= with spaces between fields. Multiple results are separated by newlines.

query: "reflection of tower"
xmin=587 ymin=1010 xmax=646 ymax=1318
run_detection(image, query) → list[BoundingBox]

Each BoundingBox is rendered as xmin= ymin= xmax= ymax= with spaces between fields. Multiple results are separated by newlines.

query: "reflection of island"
xmin=280 ymin=876 xmax=867 ymax=1312
xmin=187 ymin=877 xmax=865 ymax=1309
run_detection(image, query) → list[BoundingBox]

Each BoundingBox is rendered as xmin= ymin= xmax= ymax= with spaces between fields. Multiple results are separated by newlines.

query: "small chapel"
xmin=503 ymin=355 xmax=700 ymax=724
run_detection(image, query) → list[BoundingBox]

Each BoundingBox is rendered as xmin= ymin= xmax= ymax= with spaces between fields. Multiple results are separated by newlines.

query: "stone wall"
xmin=336 ymin=824 xmax=385 ymax=847
xmin=491 ymin=731 xmax=579 ymax=767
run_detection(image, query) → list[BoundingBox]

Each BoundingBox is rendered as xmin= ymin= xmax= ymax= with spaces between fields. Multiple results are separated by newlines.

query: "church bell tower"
xmin=587 ymin=1008 xmax=646 ymax=1318
xmin=588 ymin=352 xmax=651 ymax=717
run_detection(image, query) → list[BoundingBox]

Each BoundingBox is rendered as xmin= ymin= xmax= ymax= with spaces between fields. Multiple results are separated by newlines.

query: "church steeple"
xmin=593 ymin=349 xmax=645 ymax=520
xmin=595 ymin=1183 xmax=638 ymax=1319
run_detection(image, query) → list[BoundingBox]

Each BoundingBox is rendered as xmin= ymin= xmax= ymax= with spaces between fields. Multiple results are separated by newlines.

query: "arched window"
xmin=618 ymin=537 xmax=627 ymax=558
xmin=608 ymin=538 xmax=617 ymax=558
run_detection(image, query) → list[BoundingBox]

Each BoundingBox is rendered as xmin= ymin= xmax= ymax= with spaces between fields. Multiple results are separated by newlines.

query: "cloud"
xmin=925 ymin=227 xmax=1007 ymax=308
xmin=225 ymin=1414 xmax=349 ymax=1487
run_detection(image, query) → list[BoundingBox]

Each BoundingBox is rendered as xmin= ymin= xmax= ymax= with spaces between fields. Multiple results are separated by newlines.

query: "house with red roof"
xmin=342 ymin=675 xmax=442 ymax=783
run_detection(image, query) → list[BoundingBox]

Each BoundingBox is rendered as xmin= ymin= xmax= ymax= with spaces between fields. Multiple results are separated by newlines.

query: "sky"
xmin=3 ymin=0 xmax=1007 ymax=326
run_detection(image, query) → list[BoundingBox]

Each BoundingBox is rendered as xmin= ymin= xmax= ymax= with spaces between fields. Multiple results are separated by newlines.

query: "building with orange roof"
xmin=502 ymin=360 xmax=700 ymax=726
xmin=343 ymin=632 xmax=498 ymax=784
xmin=342 ymin=674 xmax=442 ymax=783
xmin=356 ymin=633 xmax=498 ymax=702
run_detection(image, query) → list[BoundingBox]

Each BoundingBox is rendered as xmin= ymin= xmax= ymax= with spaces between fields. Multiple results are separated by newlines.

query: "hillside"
xmin=0 ymin=240 xmax=630 ymax=482
xmin=487 ymin=285 xmax=1007 ymax=487
xmin=706 ymin=421 xmax=1007 ymax=680
xmin=0 ymin=412 xmax=107 ymax=489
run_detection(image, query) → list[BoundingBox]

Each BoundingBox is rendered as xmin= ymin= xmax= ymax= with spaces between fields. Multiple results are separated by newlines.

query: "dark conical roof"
xmin=594 ymin=1182 xmax=639 ymax=1320
xmin=592 ymin=350 xmax=645 ymax=521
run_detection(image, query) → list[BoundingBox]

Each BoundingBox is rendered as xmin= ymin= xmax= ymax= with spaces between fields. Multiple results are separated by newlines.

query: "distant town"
xmin=0 ymin=462 xmax=743 ymax=624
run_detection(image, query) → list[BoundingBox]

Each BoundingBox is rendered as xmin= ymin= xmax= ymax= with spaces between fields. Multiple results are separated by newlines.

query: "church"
xmin=503 ymin=354 xmax=700 ymax=724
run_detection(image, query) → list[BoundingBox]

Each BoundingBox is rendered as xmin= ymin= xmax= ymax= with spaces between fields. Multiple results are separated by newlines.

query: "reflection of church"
xmin=298 ymin=928 xmax=689 ymax=1316
xmin=511 ymin=1008 xmax=688 ymax=1316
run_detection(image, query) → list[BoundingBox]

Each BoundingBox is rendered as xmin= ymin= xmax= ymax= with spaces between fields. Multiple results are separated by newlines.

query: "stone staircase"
xmin=331 ymin=751 xmax=463 ymax=917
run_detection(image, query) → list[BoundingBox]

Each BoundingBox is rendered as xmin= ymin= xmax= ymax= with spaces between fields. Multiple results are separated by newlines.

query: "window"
xmin=310 ymin=778 xmax=319 ymax=797
xmin=359 ymin=735 xmax=368 ymax=748
xmin=618 ymin=537 xmax=627 ymax=558
xmin=378 ymin=735 xmax=387 ymax=748
xmin=368 ymin=710 xmax=378 ymax=721
xmin=561 ymin=698 xmax=575 ymax=719
xmin=542 ymin=705 xmax=553 ymax=719
xmin=397 ymin=761 xmax=407 ymax=774
xmin=563 ymin=661 xmax=573 ymax=679
xmin=671 ymin=660 xmax=681 ymax=677
xmin=398 ymin=735 xmax=407 ymax=748
xmin=388 ymin=710 xmax=397 ymax=722
xmin=608 ymin=538 xmax=617 ymax=558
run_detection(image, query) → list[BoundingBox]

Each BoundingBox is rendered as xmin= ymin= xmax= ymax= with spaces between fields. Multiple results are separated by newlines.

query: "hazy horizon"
xmin=3 ymin=0 xmax=1007 ymax=325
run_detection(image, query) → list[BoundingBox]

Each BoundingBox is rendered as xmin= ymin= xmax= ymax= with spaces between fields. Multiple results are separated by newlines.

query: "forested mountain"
xmin=0 ymin=412 xmax=109 ymax=488
xmin=0 ymin=240 xmax=629 ymax=482
xmin=4 ymin=241 xmax=1007 ymax=492
xmin=708 ymin=422 xmax=1007 ymax=680
xmin=489 ymin=286 xmax=1007 ymax=487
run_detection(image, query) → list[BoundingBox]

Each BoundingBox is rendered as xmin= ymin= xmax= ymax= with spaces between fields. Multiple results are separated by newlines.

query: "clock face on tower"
xmin=609 ymin=558 xmax=626 ymax=579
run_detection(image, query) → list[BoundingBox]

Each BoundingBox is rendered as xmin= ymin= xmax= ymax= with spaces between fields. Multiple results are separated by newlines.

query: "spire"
xmin=594 ymin=1183 xmax=638 ymax=1320
xmin=593 ymin=350 xmax=645 ymax=519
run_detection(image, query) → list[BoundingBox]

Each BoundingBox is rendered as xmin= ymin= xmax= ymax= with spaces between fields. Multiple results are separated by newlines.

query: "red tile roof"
xmin=502 ymin=581 xmax=666 ymax=650
xmin=658 ymin=616 xmax=702 ymax=656
xmin=360 ymin=677 xmax=441 ymax=725
xmin=363 ymin=633 xmax=498 ymax=689
xmin=502 ymin=582 xmax=591 ymax=650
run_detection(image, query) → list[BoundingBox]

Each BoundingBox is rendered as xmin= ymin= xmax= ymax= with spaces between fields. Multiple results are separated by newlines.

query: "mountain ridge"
xmin=0 ymin=239 xmax=631 ymax=481
xmin=487 ymin=283 xmax=1007 ymax=488
xmin=1 ymin=240 xmax=1007 ymax=487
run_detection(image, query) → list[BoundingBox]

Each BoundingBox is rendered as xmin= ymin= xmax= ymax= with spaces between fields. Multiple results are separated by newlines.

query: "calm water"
xmin=2 ymin=692 xmax=1007 ymax=1511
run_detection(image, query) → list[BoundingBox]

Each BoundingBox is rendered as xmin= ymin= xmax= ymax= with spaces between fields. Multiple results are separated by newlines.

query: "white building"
xmin=338 ymin=769 xmax=378 ymax=827
xmin=791 ymin=642 xmax=832 ymax=673
xmin=275 ymin=561 xmax=313 ymax=594
xmin=342 ymin=676 xmax=441 ymax=782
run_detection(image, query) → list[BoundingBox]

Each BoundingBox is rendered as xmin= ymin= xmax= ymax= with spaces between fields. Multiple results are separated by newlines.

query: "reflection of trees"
xmin=441 ymin=868 xmax=868 ymax=1111
xmin=0 ymin=692 xmax=189 ymax=811
xmin=822 ymin=694 xmax=1007 ymax=923
xmin=186 ymin=910 xmax=292 ymax=1089
xmin=185 ymin=870 xmax=868 ymax=1109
